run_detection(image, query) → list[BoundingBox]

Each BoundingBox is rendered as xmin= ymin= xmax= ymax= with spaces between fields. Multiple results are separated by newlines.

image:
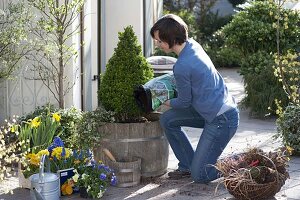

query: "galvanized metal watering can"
xmin=29 ymin=154 xmax=60 ymax=200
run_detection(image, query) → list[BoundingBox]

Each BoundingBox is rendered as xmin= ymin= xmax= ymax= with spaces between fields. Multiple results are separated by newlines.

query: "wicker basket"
xmin=217 ymin=149 xmax=289 ymax=200
xmin=224 ymin=172 xmax=287 ymax=200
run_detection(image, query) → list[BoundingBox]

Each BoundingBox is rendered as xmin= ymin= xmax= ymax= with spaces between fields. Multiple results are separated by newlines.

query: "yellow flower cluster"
xmin=26 ymin=149 xmax=50 ymax=166
xmin=51 ymin=147 xmax=71 ymax=160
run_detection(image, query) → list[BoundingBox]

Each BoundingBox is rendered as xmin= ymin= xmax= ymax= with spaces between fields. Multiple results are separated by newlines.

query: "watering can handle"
xmin=39 ymin=154 xmax=51 ymax=183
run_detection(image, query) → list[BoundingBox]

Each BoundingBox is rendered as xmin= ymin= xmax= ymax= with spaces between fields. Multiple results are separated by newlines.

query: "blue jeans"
xmin=160 ymin=106 xmax=239 ymax=183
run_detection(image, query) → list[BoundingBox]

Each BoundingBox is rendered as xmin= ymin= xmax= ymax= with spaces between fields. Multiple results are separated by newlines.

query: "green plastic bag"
xmin=134 ymin=72 xmax=177 ymax=112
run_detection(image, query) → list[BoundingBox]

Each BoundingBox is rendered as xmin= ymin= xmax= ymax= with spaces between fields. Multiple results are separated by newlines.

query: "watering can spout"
xmin=33 ymin=188 xmax=46 ymax=200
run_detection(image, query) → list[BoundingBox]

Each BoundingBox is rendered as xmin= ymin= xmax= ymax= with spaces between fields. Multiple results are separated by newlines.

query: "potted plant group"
xmin=96 ymin=25 xmax=169 ymax=178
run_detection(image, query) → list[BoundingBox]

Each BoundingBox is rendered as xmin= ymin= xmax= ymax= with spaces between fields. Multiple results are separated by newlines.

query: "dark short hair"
xmin=150 ymin=14 xmax=188 ymax=48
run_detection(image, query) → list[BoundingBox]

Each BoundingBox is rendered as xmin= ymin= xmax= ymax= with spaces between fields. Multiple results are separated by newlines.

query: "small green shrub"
xmin=75 ymin=107 xmax=115 ymax=149
xmin=221 ymin=0 xmax=300 ymax=117
xmin=98 ymin=26 xmax=154 ymax=122
xmin=204 ymin=31 xmax=242 ymax=68
xmin=276 ymin=103 xmax=300 ymax=153
xmin=240 ymin=51 xmax=288 ymax=117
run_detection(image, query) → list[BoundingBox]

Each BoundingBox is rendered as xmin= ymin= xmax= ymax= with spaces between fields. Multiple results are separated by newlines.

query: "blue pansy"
xmin=104 ymin=166 xmax=111 ymax=172
xmin=98 ymin=164 xmax=105 ymax=170
xmin=99 ymin=173 xmax=106 ymax=180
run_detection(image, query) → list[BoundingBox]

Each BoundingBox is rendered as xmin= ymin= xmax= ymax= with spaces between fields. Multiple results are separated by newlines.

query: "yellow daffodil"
xmin=52 ymin=113 xmax=61 ymax=122
xmin=30 ymin=117 xmax=41 ymax=128
xmin=37 ymin=149 xmax=49 ymax=157
xmin=26 ymin=153 xmax=40 ymax=166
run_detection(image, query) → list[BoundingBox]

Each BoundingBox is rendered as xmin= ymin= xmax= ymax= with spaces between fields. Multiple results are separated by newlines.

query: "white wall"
xmin=101 ymin=0 xmax=144 ymax=73
xmin=81 ymin=0 xmax=99 ymax=111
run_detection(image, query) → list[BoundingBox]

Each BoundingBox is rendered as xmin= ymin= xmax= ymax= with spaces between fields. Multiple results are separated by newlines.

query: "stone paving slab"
xmin=1 ymin=68 xmax=300 ymax=200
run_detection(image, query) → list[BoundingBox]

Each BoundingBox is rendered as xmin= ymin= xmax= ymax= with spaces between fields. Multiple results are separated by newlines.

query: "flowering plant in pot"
xmin=73 ymin=161 xmax=117 ymax=199
xmin=23 ymin=136 xmax=94 ymax=196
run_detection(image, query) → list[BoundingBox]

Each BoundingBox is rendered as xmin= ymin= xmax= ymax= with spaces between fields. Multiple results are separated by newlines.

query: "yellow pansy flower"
xmin=52 ymin=147 xmax=71 ymax=160
xmin=52 ymin=113 xmax=61 ymax=122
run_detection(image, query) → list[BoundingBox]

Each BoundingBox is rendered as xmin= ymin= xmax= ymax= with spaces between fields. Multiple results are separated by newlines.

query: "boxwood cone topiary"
xmin=98 ymin=26 xmax=154 ymax=122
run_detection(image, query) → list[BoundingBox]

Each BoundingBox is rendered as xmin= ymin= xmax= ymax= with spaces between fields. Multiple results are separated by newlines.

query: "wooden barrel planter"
xmin=107 ymin=157 xmax=141 ymax=187
xmin=93 ymin=120 xmax=169 ymax=178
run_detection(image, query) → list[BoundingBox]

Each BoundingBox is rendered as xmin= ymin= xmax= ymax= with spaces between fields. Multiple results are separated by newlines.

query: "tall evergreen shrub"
xmin=221 ymin=1 xmax=300 ymax=117
xmin=98 ymin=26 xmax=154 ymax=122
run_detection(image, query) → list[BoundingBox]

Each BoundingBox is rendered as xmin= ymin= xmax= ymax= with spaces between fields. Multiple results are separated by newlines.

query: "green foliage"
xmin=204 ymin=30 xmax=242 ymax=68
xmin=276 ymin=103 xmax=300 ymax=153
xmin=57 ymin=107 xmax=82 ymax=147
xmin=0 ymin=1 xmax=31 ymax=79
xmin=75 ymin=107 xmax=115 ymax=149
xmin=99 ymin=26 xmax=154 ymax=122
xmin=221 ymin=1 xmax=300 ymax=116
xmin=162 ymin=1 xmax=233 ymax=68
xmin=240 ymin=51 xmax=288 ymax=117
xmin=197 ymin=12 xmax=232 ymax=44
xmin=222 ymin=1 xmax=299 ymax=54
xmin=20 ymin=104 xmax=83 ymax=147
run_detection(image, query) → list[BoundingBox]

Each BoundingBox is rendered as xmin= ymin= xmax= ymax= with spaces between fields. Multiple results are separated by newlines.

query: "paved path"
xmin=1 ymin=68 xmax=299 ymax=200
